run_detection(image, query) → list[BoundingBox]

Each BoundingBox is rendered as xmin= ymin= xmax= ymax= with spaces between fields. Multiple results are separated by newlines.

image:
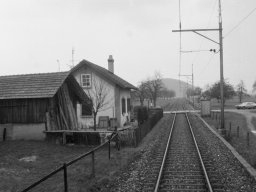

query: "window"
xmin=127 ymin=98 xmax=131 ymax=112
xmin=81 ymin=103 xmax=93 ymax=116
xmin=122 ymin=98 xmax=126 ymax=114
xmin=81 ymin=74 xmax=91 ymax=88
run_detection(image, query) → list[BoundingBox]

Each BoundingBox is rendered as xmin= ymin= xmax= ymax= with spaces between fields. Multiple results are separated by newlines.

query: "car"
xmin=235 ymin=102 xmax=256 ymax=109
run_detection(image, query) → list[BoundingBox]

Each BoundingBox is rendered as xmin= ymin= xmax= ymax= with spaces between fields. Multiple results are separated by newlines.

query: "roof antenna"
xmin=67 ymin=47 xmax=75 ymax=69
xmin=72 ymin=47 xmax=75 ymax=68
xmin=57 ymin=59 xmax=61 ymax=72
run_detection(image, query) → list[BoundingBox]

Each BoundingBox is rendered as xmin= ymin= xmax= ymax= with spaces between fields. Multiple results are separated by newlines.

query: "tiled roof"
xmin=71 ymin=60 xmax=137 ymax=90
xmin=0 ymin=72 xmax=70 ymax=99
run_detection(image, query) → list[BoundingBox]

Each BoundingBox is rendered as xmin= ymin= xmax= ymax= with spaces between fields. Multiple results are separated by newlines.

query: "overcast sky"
xmin=1 ymin=0 xmax=256 ymax=92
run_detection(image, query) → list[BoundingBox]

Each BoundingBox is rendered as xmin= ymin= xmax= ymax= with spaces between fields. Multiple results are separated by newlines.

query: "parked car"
xmin=235 ymin=102 xmax=256 ymax=109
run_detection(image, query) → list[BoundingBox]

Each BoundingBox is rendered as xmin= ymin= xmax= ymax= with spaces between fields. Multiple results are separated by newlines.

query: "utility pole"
xmin=180 ymin=73 xmax=192 ymax=102
xmin=181 ymin=64 xmax=195 ymax=107
xmin=173 ymin=0 xmax=225 ymax=136
xmin=218 ymin=0 xmax=225 ymax=134
xmin=192 ymin=64 xmax=194 ymax=107
xmin=178 ymin=0 xmax=182 ymax=98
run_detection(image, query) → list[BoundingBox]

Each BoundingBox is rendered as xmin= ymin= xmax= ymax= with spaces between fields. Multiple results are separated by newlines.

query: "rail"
xmin=154 ymin=113 xmax=176 ymax=192
xmin=21 ymin=133 xmax=119 ymax=192
xmin=154 ymin=112 xmax=213 ymax=192
xmin=185 ymin=113 xmax=213 ymax=192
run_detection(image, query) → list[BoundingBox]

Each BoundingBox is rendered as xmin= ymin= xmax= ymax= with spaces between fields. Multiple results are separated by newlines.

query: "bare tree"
xmin=132 ymin=81 xmax=149 ymax=106
xmin=160 ymin=87 xmax=176 ymax=98
xmin=253 ymin=81 xmax=256 ymax=93
xmin=186 ymin=86 xmax=202 ymax=98
xmin=144 ymin=72 xmax=163 ymax=107
xmin=237 ymin=80 xmax=247 ymax=103
xmin=85 ymin=77 xmax=110 ymax=131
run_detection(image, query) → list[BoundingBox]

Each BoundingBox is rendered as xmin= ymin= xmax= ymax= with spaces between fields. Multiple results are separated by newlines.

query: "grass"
xmin=204 ymin=112 xmax=256 ymax=168
xmin=252 ymin=117 xmax=256 ymax=130
xmin=210 ymin=96 xmax=256 ymax=110
xmin=0 ymin=140 xmax=137 ymax=192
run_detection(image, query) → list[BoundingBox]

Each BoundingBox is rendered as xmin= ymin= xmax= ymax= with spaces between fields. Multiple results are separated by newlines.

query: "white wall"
xmin=72 ymin=67 xmax=115 ymax=128
xmin=0 ymin=123 xmax=46 ymax=141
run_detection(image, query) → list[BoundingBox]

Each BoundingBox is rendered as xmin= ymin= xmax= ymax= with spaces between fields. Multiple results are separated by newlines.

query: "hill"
xmin=161 ymin=78 xmax=192 ymax=97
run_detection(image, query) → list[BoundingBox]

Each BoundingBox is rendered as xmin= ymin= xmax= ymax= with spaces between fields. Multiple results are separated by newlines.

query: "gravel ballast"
xmin=190 ymin=114 xmax=256 ymax=191
xmin=92 ymin=111 xmax=256 ymax=192
xmin=97 ymin=114 xmax=174 ymax=192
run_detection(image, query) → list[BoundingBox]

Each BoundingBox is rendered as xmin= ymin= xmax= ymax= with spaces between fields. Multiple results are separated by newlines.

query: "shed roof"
xmin=0 ymin=72 xmax=88 ymax=102
xmin=71 ymin=60 xmax=137 ymax=90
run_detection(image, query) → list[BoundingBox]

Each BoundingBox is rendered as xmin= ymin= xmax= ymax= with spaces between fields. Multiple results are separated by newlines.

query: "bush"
xmin=134 ymin=106 xmax=148 ymax=124
xmin=133 ymin=107 xmax=163 ymax=147
xmin=148 ymin=108 xmax=163 ymax=117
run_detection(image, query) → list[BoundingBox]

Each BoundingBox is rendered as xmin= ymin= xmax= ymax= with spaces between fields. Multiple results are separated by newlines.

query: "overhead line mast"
xmin=173 ymin=0 xmax=225 ymax=136
xmin=178 ymin=0 xmax=182 ymax=97
xmin=218 ymin=0 xmax=225 ymax=135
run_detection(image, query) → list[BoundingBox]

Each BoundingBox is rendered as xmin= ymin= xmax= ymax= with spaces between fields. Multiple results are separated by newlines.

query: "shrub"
xmin=134 ymin=106 xmax=148 ymax=124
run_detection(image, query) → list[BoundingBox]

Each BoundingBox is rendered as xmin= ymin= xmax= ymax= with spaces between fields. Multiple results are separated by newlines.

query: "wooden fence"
xmin=118 ymin=108 xmax=163 ymax=147
xmin=134 ymin=108 xmax=163 ymax=147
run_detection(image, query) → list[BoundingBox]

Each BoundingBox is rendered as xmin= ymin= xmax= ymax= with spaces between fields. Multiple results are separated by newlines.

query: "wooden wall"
xmin=0 ymin=98 xmax=49 ymax=124
xmin=0 ymin=78 xmax=84 ymax=131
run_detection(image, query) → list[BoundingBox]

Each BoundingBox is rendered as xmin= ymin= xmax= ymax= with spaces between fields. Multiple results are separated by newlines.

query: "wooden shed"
xmin=0 ymin=72 xmax=90 ymax=141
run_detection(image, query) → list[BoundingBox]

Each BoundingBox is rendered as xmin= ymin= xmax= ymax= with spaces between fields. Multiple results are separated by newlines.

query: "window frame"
xmin=81 ymin=103 xmax=93 ymax=117
xmin=81 ymin=74 xmax=92 ymax=88
xmin=121 ymin=98 xmax=126 ymax=114
xmin=127 ymin=98 xmax=131 ymax=112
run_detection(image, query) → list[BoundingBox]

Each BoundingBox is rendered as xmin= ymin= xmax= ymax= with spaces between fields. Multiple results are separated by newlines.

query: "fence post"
xmin=237 ymin=126 xmax=239 ymax=137
xmin=63 ymin=163 xmax=68 ymax=192
xmin=3 ymin=128 xmax=6 ymax=141
xmin=108 ymin=139 xmax=111 ymax=160
xmin=229 ymin=122 xmax=231 ymax=137
xmin=134 ymin=130 xmax=137 ymax=148
xmin=91 ymin=151 xmax=95 ymax=177
xmin=62 ymin=132 xmax=66 ymax=145
xmin=139 ymin=125 xmax=142 ymax=143
xmin=247 ymin=132 xmax=250 ymax=147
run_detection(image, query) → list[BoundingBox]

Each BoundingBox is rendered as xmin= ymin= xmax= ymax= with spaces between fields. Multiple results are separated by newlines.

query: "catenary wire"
xmin=192 ymin=0 xmax=218 ymax=65
xmin=224 ymin=6 xmax=256 ymax=38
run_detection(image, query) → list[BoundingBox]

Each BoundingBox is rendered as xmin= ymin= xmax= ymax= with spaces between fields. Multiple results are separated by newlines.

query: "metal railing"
xmin=21 ymin=133 xmax=119 ymax=192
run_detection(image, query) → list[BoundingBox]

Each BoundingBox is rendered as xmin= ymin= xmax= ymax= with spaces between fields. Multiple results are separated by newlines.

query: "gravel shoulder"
xmin=92 ymin=114 xmax=173 ymax=192
xmin=90 ymin=109 xmax=256 ymax=192
xmin=191 ymin=113 xmax=256 ymax=191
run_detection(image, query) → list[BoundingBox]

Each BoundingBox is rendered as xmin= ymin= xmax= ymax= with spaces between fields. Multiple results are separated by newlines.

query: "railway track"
xmin=162 ymin=98 xmax=193 ymax=112
xmin=153 ymin=113 xmax=220 ymax=192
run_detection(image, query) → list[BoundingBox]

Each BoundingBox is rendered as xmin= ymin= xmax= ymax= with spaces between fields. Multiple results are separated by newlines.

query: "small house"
xmin=70 ymin=56 xmax=137 ymax=129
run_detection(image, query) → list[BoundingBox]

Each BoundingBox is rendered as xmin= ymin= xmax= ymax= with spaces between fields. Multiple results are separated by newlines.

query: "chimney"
xmin=108 ymin=55 xmax=114 ymax=73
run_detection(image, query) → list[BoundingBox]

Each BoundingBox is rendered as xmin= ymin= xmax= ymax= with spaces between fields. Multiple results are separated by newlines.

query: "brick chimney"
xmin=108 ymin=55 xmax=114 ymax=73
